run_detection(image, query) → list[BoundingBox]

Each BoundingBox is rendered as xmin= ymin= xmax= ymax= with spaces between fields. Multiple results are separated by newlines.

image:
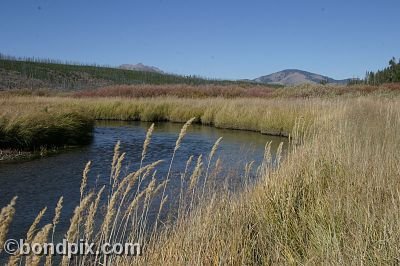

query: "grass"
xmin=137 ymin=98 xmax=400 ymax=265
xmin=0 ymin=99 xmax=94 ymax=151
xmin=0 ymin=95 xmax=322 ymax=138
xmin=0 ymin=87 xmax=400 ymax=264
xmin=0 ymin=91 xmax=323 ymax=156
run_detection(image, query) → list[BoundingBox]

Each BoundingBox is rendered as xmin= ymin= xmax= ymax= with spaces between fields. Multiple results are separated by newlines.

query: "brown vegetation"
xmin=72 ymin=83 xmax=400 ymax=99
xmin=73 ymin=84 xmax=276 ymax=98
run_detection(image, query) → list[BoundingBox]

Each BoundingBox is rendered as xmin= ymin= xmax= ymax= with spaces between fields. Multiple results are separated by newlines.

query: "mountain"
xmin=119 ymin=63 xmax=164 ymax=73
xmin=253 ymin=69 xmax=350 ymax=85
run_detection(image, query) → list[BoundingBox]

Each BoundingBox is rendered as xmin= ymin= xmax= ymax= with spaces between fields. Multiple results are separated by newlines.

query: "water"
xmin=0 ymin=121 xmax=286 ymax=243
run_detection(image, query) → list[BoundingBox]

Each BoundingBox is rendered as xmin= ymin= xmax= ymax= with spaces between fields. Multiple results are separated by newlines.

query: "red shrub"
xmin=72 ymin=84 xmax=275 ymax=98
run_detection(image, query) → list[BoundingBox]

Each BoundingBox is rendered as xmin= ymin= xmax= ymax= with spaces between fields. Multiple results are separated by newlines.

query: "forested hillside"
xmin=0 ymin=54 xmax=249 ymax=90
xmin=365 ymin=57 xmax=400 ymax=85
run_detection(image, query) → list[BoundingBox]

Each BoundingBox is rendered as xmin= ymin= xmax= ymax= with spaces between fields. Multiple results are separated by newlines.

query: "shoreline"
xmin=0 ymin=146 xmax=83 ymax=163
xmin=0 ymin=149 xmax=33 ymax=162
xmin=94 ymin=118 xmax=291 ymax=137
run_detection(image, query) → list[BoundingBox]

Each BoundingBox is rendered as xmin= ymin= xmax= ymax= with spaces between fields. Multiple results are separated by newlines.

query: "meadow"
xmin=0 ymin=84 xmax=399 ymax=264
xmin=1 ymin=82 xmax=399 ymax=154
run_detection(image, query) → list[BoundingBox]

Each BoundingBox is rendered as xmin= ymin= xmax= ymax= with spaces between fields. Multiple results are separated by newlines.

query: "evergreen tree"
xmin=365 ymin=57 xmax=400 ymax=85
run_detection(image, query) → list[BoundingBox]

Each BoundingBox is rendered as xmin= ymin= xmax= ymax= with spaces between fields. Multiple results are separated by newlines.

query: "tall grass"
xmin=0 ymin=112 xmax=93 ymax=150
xmin=0 ymin=98 xmax=94 ymax=151
xmin=137 ymin=97 xmax=400 ymax=265
xmin=0 ymin=96 xmax=322 ymax=137
xmin=0 ymin=95 xmax=399 ymax=264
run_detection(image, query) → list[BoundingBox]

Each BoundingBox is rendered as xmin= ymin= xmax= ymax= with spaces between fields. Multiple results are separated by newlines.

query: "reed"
xmin=202 ymin=137 xmax=222 ymax=196
xmin=27 ymin=224 xmax=52 ymax=266
xmin=0 ymin=196 xmax=17 ymax=253
xmin=156 ymin=117 xmax=195 ymax=231
xmin=140 ymin=123 xmax=154 ymax=168
xmin=84 ymin=186 xmax=104 ymax=241
xmin=80 ymin=161 xmax=91 ymax=200
xmin=26 ymin=207 xmax=47 ymax=243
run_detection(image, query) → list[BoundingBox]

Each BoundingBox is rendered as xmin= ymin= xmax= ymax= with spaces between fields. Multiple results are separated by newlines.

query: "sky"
xmin=0 ymin=0 xmax=399 ymax=80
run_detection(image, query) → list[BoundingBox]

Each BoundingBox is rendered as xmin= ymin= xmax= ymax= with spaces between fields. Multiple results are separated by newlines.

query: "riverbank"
xmin=0 ymin=146 xmax=80 ymax=163
xmin=0 ymin=106 xmax=94 ymax=152
xmin=0 ymin=95 xmax=318 ymax=160
xmin=0 ymin=149 xmax=32 ymax=161
xmin=0 ymin=96 xmax=322 ymax=141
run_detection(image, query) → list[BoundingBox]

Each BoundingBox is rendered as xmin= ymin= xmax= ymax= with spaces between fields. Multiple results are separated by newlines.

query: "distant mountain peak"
xmin=254 ymin=69 xmax=349 ymax=85
xmin=119 ymin=63 xmax=163 ymax=73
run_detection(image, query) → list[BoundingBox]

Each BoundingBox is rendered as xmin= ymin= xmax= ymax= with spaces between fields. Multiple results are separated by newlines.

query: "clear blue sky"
xmin=0 ymin=0 xmax=399 ymax=80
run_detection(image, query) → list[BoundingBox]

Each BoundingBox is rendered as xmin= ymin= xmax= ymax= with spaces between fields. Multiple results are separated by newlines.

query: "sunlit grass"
xmin=0 ymin=96 xmax=322 ymax=140
xmin=0 ymin=105 xmax=93 ymax=151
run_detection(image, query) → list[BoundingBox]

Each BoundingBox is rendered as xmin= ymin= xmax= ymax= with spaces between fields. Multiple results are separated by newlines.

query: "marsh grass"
xmin=0 ymin=96 xmax=321 ymax=139
xmin=0 ymin=108 xmax=94 ymax=151
xmin=0 ymin=96 xmax=399 ymax=265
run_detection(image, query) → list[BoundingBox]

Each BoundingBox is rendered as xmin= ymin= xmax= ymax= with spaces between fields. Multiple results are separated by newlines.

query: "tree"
xmin=364 ymin=57 xmax=400 ymax=85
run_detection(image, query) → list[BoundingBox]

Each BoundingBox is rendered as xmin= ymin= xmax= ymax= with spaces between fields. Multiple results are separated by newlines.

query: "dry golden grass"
xmin=0 ymin=94 xmax=399 ymax=265
xmin=0 ymin=96 xmax=324 ymax=137
xmin=0 ymin=96 xmax=93 ymax=151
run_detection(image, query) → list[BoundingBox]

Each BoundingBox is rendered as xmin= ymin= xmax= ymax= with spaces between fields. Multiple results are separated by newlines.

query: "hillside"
xmin=0 ymin=56 xmax=248 ymax=90
xmin=254 ymin=69 xmax=350 ymax=85
xmin=119 ymin=63 xmax=164 ymax=73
